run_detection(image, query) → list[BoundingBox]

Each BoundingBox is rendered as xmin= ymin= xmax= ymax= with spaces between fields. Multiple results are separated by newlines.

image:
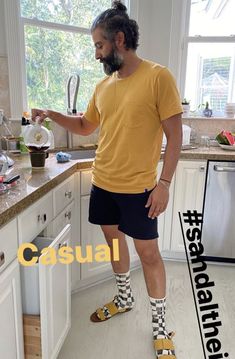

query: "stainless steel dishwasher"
xmin=202 ymin=161 xmax=235 ymax=263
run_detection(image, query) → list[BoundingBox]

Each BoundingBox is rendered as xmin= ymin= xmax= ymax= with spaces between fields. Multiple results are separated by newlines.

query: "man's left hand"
xmin=145 ymin=184 xmax=169 ymax=219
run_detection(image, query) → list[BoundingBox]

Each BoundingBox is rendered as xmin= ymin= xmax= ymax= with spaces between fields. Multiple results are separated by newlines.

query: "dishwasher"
xmin=202 ymin=160 xmax=235 ymax=263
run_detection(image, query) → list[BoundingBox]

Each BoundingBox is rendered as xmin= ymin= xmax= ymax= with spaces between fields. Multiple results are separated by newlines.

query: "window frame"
xmin=4 ymin=0 xmax=132 ymax=118
xmin=180 ymin=0 xmax=235 ymax=106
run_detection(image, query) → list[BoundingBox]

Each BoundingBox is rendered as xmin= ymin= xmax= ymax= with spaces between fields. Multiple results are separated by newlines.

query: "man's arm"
xmin=160 ymin=113 xmax=182 ymax=182
xmin=145 ymin=113 xmax=182 ymax=219
xmin=31 ymin=109 xmax=98 ymax=136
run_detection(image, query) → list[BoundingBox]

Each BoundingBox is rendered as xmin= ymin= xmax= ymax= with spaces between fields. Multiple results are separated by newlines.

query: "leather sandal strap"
xmin=96 ymin=308 xmax=106 ymax=321
xmin=104 ymin=301 xmax=119 ymax=316
xmin=159 ymin=356 xmax=176 ymax=359
xmin=154 ymin=338 xmax=175 ymax=351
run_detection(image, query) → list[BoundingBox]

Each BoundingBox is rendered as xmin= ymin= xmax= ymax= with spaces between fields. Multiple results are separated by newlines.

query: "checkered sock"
xmin=113 ymin=271 xmax=135 ymax=310
xmin=150 ymin=296 xmax=175 ymax=357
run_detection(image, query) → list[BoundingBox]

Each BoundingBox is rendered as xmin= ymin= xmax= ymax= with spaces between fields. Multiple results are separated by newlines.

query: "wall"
xmin=0 ymin=0 xmax=11 ymax=117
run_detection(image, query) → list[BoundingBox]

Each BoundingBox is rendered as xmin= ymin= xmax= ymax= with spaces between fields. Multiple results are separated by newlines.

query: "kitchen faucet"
xmin=66 ymin=74 xmax=80 ymax=148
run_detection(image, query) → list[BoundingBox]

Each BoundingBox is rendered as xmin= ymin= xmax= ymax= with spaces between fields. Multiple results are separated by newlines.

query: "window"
xmin=20 ymin=0 xmax=112 ymax=112
xmin=183 ymin=0 xmax=235 ymax=115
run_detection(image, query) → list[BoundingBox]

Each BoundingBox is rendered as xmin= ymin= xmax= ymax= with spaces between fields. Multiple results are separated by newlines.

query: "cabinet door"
xmin=44 ymin=200 xmax=80 ymax=291
xmin=39 ymin=224 xmax=71 ymax=359
xmin=170 ymin=160 xmax=206 ymax=252
xmin=80 ymin=196 xmax=112 ymax=279
xmin=0 ymin=259 xmax=24 ymax=359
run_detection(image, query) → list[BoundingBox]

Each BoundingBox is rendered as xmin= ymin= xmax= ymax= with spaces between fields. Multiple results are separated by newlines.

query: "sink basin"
xmin=67 ymin=149 xmax=96 ymax=160
xmin=161 ymin=144 xmax=198 ymax=153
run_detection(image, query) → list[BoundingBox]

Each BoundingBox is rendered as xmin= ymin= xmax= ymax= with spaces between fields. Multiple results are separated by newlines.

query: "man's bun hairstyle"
xmin=91 ymin=0 xmax=139 ymax=50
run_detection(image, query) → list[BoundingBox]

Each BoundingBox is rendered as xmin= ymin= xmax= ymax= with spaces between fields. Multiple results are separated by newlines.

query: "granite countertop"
xmin=0 ymin=146 xmax=235 ymax=228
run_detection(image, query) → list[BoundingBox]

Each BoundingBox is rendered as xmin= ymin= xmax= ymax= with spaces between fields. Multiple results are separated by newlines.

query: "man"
xmin=32 ymin=1 xmax=182 ymax=358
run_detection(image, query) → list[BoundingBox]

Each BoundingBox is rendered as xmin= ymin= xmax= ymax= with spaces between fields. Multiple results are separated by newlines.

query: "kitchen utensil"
xmin=200 ymin=135 xmax=210 ymax=148
xmin=24 ymin=119 xmax=51 ymax=151
xmin=0 ymin=152 xmax=9 ymax=175
xmin=29 ymin=151 xmax=49 ymax=169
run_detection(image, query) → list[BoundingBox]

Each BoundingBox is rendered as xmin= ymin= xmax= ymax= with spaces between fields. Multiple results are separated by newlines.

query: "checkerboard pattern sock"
xmin=150 ymin=296 xmax=175 ymax=357
xmin=113 ymin=271 xmax=135 ymax=310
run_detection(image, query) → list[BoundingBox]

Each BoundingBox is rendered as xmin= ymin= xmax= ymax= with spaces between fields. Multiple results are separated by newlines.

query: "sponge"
xmin=56 ymin=152 xmax=71 ymax=163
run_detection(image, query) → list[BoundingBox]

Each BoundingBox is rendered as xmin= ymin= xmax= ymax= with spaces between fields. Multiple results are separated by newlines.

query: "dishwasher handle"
xmin=214 ymin=165 xmax=235 ymax=172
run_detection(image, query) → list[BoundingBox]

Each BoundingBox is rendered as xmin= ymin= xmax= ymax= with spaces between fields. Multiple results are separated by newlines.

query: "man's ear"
xmin=115 ymin=31 xmax=125 ymax=48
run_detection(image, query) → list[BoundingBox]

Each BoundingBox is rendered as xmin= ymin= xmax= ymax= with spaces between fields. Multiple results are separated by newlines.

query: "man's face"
xmin=92 ymin=27 xmax=124 ymax=75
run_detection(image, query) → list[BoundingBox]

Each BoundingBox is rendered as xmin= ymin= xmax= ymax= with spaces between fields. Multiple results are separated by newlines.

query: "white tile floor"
xmin=58 ymin=260 xmax=235 ymax=359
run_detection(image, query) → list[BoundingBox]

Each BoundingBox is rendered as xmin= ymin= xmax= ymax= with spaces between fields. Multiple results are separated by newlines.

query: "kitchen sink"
xmin=161 ymin=144 xmax=198 ymax=153
xmin=67 ymin=149 xmax=96 ymax=160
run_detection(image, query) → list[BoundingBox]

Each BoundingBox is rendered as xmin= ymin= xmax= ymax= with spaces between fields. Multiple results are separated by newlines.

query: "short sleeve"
xmin=84 ymin=89 xmax=100 ymax=125
xmin=156 ymin=68 xmax=183 ymax=121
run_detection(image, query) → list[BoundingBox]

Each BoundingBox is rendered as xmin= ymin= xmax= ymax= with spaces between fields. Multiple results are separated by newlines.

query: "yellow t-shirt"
xmin=84 ymin=60 xmax=182 ymax=193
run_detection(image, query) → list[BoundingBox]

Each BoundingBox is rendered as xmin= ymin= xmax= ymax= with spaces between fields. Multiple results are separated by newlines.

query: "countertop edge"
xmin=0 ymin=160 xmax=94 ymax=228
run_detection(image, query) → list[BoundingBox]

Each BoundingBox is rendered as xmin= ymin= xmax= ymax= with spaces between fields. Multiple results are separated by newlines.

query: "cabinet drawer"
xmin=53 ymin=175 xmax=75 ymax=216
xmin=18 ymin=192 xmax=53 ymax=244
xmin=80 ymin=170 xmax=92 ymax=195
xmin=44 ymin=201 xmax=75 ymax=238
xmin=0 ymin=218 xmax=18 ymax=273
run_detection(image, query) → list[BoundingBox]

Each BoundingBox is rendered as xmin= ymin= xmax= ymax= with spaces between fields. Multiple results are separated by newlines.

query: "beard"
xmin=100 ymin=47 xmax=124 ymax=75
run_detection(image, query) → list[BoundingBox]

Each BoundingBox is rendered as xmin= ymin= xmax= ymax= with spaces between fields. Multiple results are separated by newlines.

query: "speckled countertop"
xmin=0 ymin=146 xmax=235 ymax=228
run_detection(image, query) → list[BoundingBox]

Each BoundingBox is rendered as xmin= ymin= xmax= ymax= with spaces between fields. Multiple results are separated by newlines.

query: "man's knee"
xmin=101 ymin=225 xmax=123 ymax=246
xmin=135 ymin=243 xmax=161 ymax=265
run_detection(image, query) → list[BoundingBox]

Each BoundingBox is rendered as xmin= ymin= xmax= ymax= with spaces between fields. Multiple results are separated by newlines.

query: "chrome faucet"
xmin=66 ymin=74 xmax=80 ymax=148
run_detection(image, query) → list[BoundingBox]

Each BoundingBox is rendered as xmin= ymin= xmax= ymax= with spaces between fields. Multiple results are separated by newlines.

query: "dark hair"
xmin=91 ymin=0 xmax=139 ymax=50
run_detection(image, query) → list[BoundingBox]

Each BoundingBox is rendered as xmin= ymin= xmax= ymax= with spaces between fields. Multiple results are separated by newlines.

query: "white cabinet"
xmin=44 ymin=173 xmax=79 ymax=291
xmin=170 ymin=160 xmax=206 ymax=253
xmin=44 ymin=200 xmax=80 ymax=291
xmin=0 ymin=219 xmax=24 ymax=359
xmin=0 ymin=218 xmax=18 ymax=274
xmin=21 ymin=224 xmax=71 ymax=359
xmin=53 ymin=174 xmax=75 ymax=217
xmin=0 ymin=259 xmax=24 ymax=359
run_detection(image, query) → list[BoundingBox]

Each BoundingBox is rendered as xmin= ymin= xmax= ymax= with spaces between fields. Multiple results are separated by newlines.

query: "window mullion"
xmin=186 ymin=36 xmax=235 ymax=43
xmin=4 ymin=0 xmax=26 ymax=117
xmin=22 ymin=17 xmax=91 ymax=35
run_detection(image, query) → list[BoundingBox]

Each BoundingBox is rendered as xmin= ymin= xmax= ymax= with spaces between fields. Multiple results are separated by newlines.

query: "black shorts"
xmin=88 ymin=185 xmax=159 ymax=240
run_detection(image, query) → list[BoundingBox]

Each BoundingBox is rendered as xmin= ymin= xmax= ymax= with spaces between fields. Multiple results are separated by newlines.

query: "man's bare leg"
xmin=90 ymin=225 xmax=135 ymax=322
xmin=134 ymin=238 xmax=175 ymax=358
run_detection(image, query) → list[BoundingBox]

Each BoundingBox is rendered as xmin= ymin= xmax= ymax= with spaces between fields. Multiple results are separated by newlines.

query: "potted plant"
xmin=181 ymin=98 xmax=190 ymax=117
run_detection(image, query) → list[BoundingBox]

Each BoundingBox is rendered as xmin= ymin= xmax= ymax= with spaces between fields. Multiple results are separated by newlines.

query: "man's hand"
xmin=145 ymin=183 xmax=169 ymax=219
xmin=31 ymin=109 xmax=48 ymax=123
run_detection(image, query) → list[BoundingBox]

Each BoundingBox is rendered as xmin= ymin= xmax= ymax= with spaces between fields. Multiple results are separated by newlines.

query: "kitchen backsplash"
xmin=183 ymin=118 xmax=235 ymax=143
xmin=0 ymin=56 xmax=11 ymax=117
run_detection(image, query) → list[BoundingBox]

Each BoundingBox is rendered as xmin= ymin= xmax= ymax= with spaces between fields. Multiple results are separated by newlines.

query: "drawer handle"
xmin=65 ymin=211 xmax=71 ymax=220
xmin=65 ymin=191 xmax=72 ymax=199
xmin=0 ymin=251 xmax=5 ymax=268
xmin=58 ymin=242 xmax=68 ymax=249
xmin=37 ymin=213 xmax=47 ymax=224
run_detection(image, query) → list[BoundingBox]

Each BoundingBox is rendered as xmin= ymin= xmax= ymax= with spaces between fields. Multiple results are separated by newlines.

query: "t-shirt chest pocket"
xmin=121 ymin=101 xmax=146 ymax=129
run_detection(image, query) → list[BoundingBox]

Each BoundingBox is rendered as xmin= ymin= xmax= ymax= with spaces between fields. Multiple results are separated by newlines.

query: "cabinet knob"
xmin=199 ymin=166 xmax=205 ymax=172
xmin=37 ymin=213 xmax=47 ymax=223
xmin=65 ymin=191 xmax=72 ymax=199
xmin=65 ymin=211 xmax=71 ymax=220
xmin=58 ymin=242 xmax=68 ymax=249
xmin=0 ymin=251 xmax=5 ymax=268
